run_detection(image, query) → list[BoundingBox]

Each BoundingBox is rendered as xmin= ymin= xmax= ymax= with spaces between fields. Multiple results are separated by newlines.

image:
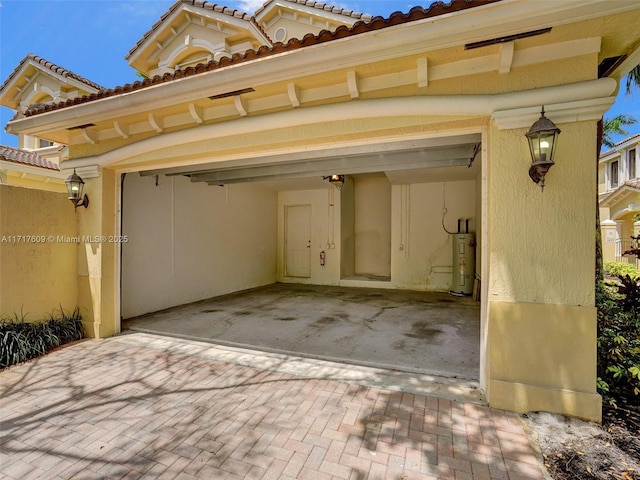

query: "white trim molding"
xmin=60 ymin=78 xmax=616 ymax=170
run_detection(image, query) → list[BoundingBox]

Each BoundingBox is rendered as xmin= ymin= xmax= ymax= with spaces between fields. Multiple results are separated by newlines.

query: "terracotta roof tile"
xmin=254 ymin=0 xmax=372 ymax=22
xmin=250 ymin=17 xmax=273 ymax=44
xmin=626 ymin=179 xmax=640 ymax=189
xmin=600 ymin=178 xmax=640 ymax=205
xmin=0 ymin=54 xmax=105 ymax=94
xmin=603 ymin=132 xmax=640 ymax=153
xmin=26 ymin=0 xmax=500 ymax=117
xmin=0 ymin=145 xmax=60 ymax=171
xmin=126 ymin=0 xmax=253 ymax=60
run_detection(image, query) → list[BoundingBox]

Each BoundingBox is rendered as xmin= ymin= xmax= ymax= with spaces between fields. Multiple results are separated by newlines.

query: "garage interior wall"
xmin=121 ymin=174 xmax=277 ymax=318
xmin=353 ymin=176 xmax=392 ymax=279
xmin=121 ymin=171 xmax=478 ymax=318
xmin=340 ymin=177 xmax=355 ymax=279
xmin=0 ymin=185 xmax=77 ymax=319
xmin=391 ymin=179 xmax=477 ymax=291
xmin=278 ymin=177 xmax=477 ymax=290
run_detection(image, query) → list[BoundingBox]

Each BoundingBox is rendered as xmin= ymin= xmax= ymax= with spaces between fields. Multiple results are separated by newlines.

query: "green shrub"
xmin=0 ymin=307 xmax=84 ymax=369
xmin=46 ymin=307 xmax=84 ymax=344
xmin=604 ymin=261 xmax=640 ymax=282
xmin=596 ymin=280 xmax=640 ymax=405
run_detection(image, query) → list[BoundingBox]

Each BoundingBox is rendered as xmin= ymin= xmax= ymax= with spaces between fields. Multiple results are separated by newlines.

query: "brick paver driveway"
xmin=0 ymin=333 xmax=547 ymax=480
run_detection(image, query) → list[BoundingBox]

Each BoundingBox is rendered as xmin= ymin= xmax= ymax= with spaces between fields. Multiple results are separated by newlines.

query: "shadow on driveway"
xmin=0 ymin=333 xmax=547 ymax=480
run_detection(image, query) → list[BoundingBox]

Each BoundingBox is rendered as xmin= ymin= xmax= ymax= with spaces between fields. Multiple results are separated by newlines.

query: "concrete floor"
xmin=123 ymin=283 xmax=480 ymax=383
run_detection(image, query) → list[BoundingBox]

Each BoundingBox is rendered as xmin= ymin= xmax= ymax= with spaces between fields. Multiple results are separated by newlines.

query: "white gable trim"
xmin=21 ymin=84 xmax=59 ymax=108
xmin=128 ymin=3 xmax=271 ymax=70
xmin=180 ymin=4 xmax=271 ymax=46
xmin=255 ymin=0 xmax=363 ymax=27
xmin=1 ymin=58 xmax=100 ymax=110
xmin=159 ymin=38 xmax=221 ymax=72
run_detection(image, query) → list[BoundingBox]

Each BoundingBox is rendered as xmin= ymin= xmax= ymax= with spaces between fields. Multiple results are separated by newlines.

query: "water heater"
xmin=451 ymin=233 xmax=475 ymax=296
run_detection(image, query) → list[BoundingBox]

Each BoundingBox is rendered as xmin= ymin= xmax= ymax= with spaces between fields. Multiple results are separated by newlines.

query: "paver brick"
xmin=304 ymin=444 xmax=327 ymax=470
xmin=282 ymin=450 xmax=308 ymax=478
xmin=319 ymin=458 xmax=352 ymax=478
xmin=358 ymin=442 xmax=389 ymax=463
xmin=340 ymin=452 xmax=371 ymax=472
xmin=0 ymin=335 xmax=547 ymax=480
xmin=264 ymin=444 xmax=294 ymax=461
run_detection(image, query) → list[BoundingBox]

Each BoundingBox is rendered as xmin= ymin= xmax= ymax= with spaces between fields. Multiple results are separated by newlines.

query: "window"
xmin=610 ymin=160 xmax=619 ymax=189
xmin=38 ymin=139 xmax=53 ymax=148
xmin=628 ymin=149 xmax=636 ymax=179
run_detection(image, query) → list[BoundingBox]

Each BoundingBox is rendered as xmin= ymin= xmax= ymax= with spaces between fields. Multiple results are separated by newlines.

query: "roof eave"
xmin=8 ymin=0 xmax=640 ymax=138
xmin=613 ymin=43 xmax=640 ymax=79
xmin=253 ymin=0 xmax=368 ymax=25
xmin=600 ymin=184 xmax=640 ymax=207
xmin=0 ymin=56 xmax=103 ymax=111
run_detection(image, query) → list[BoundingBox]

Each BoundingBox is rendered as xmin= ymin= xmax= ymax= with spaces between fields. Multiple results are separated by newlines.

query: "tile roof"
xmin=0 ymin=145 xmax=60 ymax=171
xmin=25 ymin=0 xmax=500 ymax=118
xmin=627 ymin=179 xmax=640 ymax=189
xmin=600 ymin=178 xmax=640 ymax=205
xmin=0 ymin=54 xmax=105 ymax=95
xmin=600 ymin=132 xmax=640 ymax=158
xmin=126 ymin=0 xmax=254 ymax=60
xmin=127 ymin=0 xmax=372 ymax=61
xmin=254 ymin=0 xmax=372 ymax=22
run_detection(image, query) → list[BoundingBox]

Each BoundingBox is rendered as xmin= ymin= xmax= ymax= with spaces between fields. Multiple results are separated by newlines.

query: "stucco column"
xmin=600 ymin=219 xmax=619 ymax=263
xmin=485 ymin=121 xmax=601 ymax=421
xmin=75 ymin=168 xmax=118 ymax=338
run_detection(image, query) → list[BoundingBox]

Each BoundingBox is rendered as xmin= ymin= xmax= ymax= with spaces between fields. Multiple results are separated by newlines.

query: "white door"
xmin=285 ymin=205 xmax=311 ymax=277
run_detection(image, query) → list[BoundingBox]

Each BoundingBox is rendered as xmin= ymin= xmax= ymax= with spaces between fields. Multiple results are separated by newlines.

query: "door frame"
xmin=284 ymin=203 xmax=312 ymax=278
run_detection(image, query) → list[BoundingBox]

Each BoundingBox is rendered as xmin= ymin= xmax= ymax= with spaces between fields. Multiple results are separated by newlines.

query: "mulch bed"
xmin=541 ymin=400 xmax=640 ymax=480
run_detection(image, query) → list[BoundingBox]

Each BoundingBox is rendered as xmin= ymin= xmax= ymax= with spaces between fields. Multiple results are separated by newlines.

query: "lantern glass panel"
xmin=528 ymin=131 xmax=557 ymax=164
xmin=66 ymin=177 xmax=84 ymax=200
xmin=539 ymin=131 xmax=556 ymax=163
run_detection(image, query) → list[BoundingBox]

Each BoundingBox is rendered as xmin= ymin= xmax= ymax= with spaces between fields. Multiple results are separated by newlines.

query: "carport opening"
xmin=120 ymin=133 xmax=483 ymax=384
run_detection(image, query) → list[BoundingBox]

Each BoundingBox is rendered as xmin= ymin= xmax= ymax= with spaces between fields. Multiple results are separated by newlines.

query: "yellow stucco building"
xmin=2 ymin=0 xmax=640 ymax=422
xmin=599 ymin=134 xmax=640 ymax=267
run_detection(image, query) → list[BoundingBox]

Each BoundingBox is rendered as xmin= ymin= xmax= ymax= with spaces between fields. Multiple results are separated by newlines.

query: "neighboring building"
xmin=2 ymin=0 xmax=640 ymax=421
xmin=0 ymin=53 xmax=105 ymax=190
xmin=599 ymin=134 xmax=640 ymax=268
xmin=0 ymin=54 xmax=104 ymax=153
xmin=0 ymin=145 xmax=66 ymax=192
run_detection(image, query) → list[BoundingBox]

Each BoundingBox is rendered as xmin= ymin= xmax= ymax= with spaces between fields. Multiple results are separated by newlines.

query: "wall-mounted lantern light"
xmin=65 ymin=169 xmax=89 ymax=209
xmin=323 ymin=174 xmax=345 ymax=190
xmin=525 ymin=106 xmax=560 ymax=191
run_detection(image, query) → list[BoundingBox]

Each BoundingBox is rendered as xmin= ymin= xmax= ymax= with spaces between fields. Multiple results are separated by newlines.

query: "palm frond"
xmin=603 ymin=114 xmax=638 ymax=148
xmin=625 ymin=64 xmax=640 ymax=95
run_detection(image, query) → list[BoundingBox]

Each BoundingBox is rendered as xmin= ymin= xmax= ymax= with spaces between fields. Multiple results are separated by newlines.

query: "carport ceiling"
xmin=140 ymin=133 xmax=481 ymax=187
